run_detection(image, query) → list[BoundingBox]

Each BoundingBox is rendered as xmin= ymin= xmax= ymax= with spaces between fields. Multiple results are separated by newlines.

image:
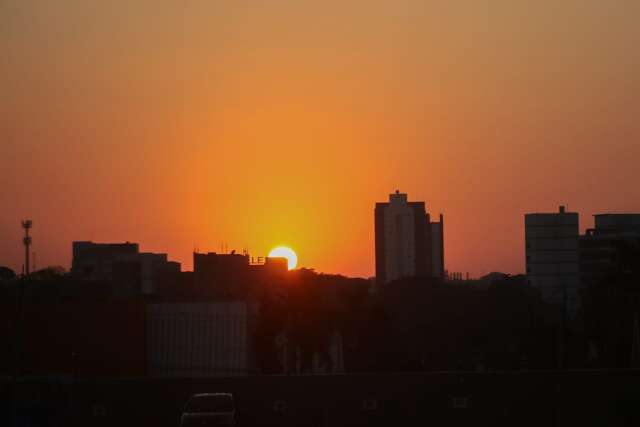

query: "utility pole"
xmin=21 ymin=220 xmax=32 ymax=276
xmin=13 ymin=220 xmax=32 ymax=427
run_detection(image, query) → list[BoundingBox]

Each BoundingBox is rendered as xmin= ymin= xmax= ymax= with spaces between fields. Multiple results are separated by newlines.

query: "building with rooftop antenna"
xmin=374 ymin=191 xmax=445 ymax=286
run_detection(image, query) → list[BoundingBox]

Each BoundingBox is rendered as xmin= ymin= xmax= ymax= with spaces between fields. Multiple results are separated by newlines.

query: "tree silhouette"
xmin=0 ymin=266 xmax=16 ymax=282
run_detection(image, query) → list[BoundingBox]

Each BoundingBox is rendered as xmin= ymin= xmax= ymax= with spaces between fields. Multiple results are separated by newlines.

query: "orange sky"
xmin=2 ymin=0 xmax=639 ymax=277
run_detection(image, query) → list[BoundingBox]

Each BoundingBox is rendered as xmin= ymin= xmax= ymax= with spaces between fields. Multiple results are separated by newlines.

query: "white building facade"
xmin=382 ymin=192 xmax=418 ymax=282
xmin=375 ymin=191 xmax=444 ymax=286
xmin=146 ymin=302 xmax=250 ymax=377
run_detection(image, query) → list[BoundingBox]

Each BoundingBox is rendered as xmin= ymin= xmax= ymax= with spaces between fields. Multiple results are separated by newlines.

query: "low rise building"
xmin=71 ymin=241 xmax=180 ymax=296
xmin=580 ymin=214 xmax=640 ymax=289
xmin=193 ymin=252 xmax=288 ymax=299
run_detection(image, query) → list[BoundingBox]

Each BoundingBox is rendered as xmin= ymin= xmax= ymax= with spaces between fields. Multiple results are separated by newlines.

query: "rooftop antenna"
xmin=21 ymin=220 xmax=32 ymax=276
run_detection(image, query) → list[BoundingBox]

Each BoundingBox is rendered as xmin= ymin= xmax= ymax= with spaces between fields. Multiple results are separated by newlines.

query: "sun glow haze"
xmin=269 ymin=247 xmax=298 ymax=271
xmin=2 ymin=1 xmax=640 ymax=278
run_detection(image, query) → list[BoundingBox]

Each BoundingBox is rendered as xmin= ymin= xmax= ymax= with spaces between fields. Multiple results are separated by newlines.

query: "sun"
xmin=268 ymin=246 xmax=298 ymax=270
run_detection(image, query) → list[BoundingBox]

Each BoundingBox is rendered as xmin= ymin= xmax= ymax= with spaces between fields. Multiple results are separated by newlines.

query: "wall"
xmin=146 ymin=302 xmax=250 ymax=378
xmin=4 ymin=371 xmax=640 ymax=427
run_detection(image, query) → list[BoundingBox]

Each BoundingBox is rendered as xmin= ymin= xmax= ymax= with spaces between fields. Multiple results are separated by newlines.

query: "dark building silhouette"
xmin=71 ymin=241 xmax=180 ymax=296
xmin=591 ymin=214 xmax=640 ymax=235
xmin=524 ymin=206 xmax=580 ymax=316
xmin=72 ymin=241 xmax=139 ymax=278
xmin=194 ymin=252 xmax=252 ymax=298
xmin=375 ymin=191 xmax=445 ymax=286
xmin=430 ymin=214 xmax=445 ymax=279
xmin=581 ymin=214 xmax=640 ymax=288
xmin=193 ymin=252 xmax=288 ymax=299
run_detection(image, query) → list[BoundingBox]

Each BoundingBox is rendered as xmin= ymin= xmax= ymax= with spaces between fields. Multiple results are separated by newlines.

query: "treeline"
xmin=2 ymin=244 xmax=639 ymax=374
xmin=254 ymin=272 xmax=563 ymax=373
xmin=253 ymin=248 xmax=640 ymax=373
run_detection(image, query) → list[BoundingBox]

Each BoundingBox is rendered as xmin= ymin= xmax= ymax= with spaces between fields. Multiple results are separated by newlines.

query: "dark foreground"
xmin=3 ymin=370 xmax=640 ymax=427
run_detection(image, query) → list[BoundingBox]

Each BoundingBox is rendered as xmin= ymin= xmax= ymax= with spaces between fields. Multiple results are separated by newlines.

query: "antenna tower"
xmin=21 ymin=220 xmax=33 ymax=276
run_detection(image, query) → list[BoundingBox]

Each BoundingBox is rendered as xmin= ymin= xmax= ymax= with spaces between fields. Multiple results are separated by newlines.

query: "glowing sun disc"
xmin=268 ymin=246 xmax=298 ymax=270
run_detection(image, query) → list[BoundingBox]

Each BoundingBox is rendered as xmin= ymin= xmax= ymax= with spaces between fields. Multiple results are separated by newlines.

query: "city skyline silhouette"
xmin=3 ymin=1 xmax=639 ymax=279
xmin=2 ymin=2 xmax=640 ymax=425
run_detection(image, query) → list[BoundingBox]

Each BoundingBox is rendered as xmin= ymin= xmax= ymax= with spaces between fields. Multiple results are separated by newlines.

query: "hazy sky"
xmin=2 ymin=0 xmax=639 ymax=277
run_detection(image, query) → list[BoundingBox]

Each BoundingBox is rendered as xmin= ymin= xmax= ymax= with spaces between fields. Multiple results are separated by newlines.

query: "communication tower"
xmin=21 ymin=220 xmax=32 ymax=276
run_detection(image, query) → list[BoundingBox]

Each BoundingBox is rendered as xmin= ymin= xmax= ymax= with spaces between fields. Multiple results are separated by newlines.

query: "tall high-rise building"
xmin=375 ymin=191 xmax=445 ymax=286
xmin=525 ymin=206 xmax=580 ymax=315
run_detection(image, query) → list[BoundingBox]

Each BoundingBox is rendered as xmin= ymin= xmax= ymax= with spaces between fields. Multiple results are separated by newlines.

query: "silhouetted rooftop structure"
xmin=71 ymin=241 xmax=180 ymax=296
xmin=592 ymin=214 xmax=640 ymax=236
xmin=193 ymin=251 xmax=288 ymax=300
xmin=581 ymin=213 xmax=640 ymax=289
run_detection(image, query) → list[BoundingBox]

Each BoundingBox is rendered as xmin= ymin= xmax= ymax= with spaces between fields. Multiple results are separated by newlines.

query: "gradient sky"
xmin=2 ymin=0 xmax=639 ymax=278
